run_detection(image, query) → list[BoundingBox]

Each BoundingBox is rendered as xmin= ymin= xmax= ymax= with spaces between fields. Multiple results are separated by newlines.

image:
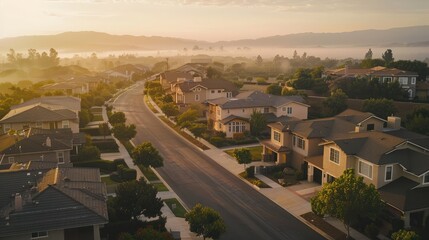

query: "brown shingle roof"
xmin=177 ymin=78 xmax=238 ymax=93
xmin=0 ymin=105 xmax=76 ymax=124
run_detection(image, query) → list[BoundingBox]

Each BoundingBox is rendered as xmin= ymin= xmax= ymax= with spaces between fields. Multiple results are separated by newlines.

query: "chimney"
xmin=14 ymin=193 xmax=23 ymax=211
xmin=193 ymin=76 xmax=202 ymax=82
xmin=387 ymin=116 xmax=401 ymax=130
xmin=46 ymin=137 xmax=51 ymax=147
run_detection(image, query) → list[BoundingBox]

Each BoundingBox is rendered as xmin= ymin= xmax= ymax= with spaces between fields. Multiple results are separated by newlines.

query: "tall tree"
xmin=109 ymin=111 xmax=127 ymax=125
xmin=362 ymin=98 xmax=396 ymax=120
xmin=112 ymin=123 xmax=136 ymax=141
xmin=177 ymin=109 xmax=199 ymax=127
xmin=185 ymin=203 xmax=226 ymax=240
xmin=382 ymin=49 xmax=394 ymax=66
xmin=249 ymin=110 xmax=266 ymax=137
xmin=364 ymin=48 xmax=373 ymax=60
xmin=132 ymin=142 xmax=164 ymax=168
xmin=109 ymin=178 xmax=163 ymax=222
xmin=234 ymin=148 xmax=252 ymax=170
xmin=311 ymin=169 xmax=382 ymax=239
xmin=256 ymin=55 xmax=263 ymax=65
xmin=323 ymin=89 xmax=348 ymax=116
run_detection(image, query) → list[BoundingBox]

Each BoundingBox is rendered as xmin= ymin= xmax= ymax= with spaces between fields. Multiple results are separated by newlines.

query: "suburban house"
xmin=324 ymin=66 xmax=418 ymax=99
xmin=0 ymin=96 xmax=80 ymax=134
xmin=173 ymin=78 xmax=238 ymax=104
xmin=175 ymin=63 xmax=208 ymax=78
xmin=261 ymin=109 xmax=429 ymax=228
xmin=39 ymin=82 xmax=89 ymax=95
xmin=207 ymin=91 xmax=309 ymax=138
xmin=0 ymin=167 xmax=108 ymax=240
xmin=103 ymin=64 xmax=148 ymax=81
xmin=159 ymin=70 xmax=193 ymax=90
xmin=0 ymin=128 xmax=85 ymax=166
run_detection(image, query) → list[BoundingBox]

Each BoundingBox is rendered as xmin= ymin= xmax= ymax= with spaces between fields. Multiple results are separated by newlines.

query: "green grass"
xmin=239 ymin=172 xmax=270 ymax=188
xmin=225 ymin=146 xmax=262 ymax=162
xmin=121 ymin=140 xmax=134 ymax=156
xmin=164 ymin=198 xmax=187 ymax=218
xmin=153 ymin=182 xmax=169 ymax=192
xmin=159 ymin=116 xmax=210 ymax=150
xmin=139 ymin=166 xmax=160 ymax=181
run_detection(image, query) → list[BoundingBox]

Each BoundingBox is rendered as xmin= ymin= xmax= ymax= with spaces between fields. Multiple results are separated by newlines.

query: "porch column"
xmin=403 ymin=212 xmax=411 ymax=229
xmin=261 ymin=145 xmax=267 ymax=162
xmin=307 ymin=165 xmax=314 ymax=182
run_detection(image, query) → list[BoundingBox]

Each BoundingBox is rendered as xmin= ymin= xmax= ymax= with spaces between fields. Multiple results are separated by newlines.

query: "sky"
xmin=1 ymin=0 xmax=429 ymax=41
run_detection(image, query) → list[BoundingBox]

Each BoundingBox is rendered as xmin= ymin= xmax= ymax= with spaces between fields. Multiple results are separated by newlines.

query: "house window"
xmin=273 ymin=131 xmax=281 ymax=142
xmin=227 ymin=92 xmax=232 ymax=98
xmin=227 ymin=110 xmax=230 ymax=114
xmin=8 ymin=157 xmax=14 ymax=163
xmin=359 ymin=160 xmax=373 ymax=179
xmin=287 ymin=107 xmax=292 ymax=114
xmin=195 ymin=94 xmax=200 ymax=101
xmin=3 ymin=123 xmax=11 ymax=133
xmin=35 ymin=122 xmax=43 ymax=128
xmin=424 ymin=172 xmax=429 ymax=184
xmin=366 ymin=124 xmax=374 ymax=131
xmin=196 ymin=87 xmax=201 ymax=92
xmin=228 ymin=121 xmax=245 ymax=133
xmin=211 ymin=90 xmax=215 ymax=94
xmin=329 ymin=148 xmax=340 ymax=164
xmin=62 ymin=120 xmax=70 ymax=129
xmin=294 ymin=135 xmax=305 ymax=150
xmin=57 ymin=152 xmax=64 ymax=164
xmin=242 ymin=109 xmax=245 ymax=113
xmin=383 ymin=77 xmax=392 ymax=83
xmin=411 ymin=77 xmax=416 ymax=85
xmin=282 ymin=107 xmax=286 ymax=111
xmin=385 ymin=165 xmax=393 ymax=181
xmin=31 ymin=231 xmax=48 ymax=239
xmin=263 ymin=107 xmax=269 ymax=113
xmin=398 ymin=77 xmax=408 ymax=85
xmin=218 ymin=90 xmax=221 ymax=93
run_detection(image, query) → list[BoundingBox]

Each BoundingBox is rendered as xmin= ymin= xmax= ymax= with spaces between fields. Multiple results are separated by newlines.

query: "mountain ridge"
xmin=1 ymin=25 xmax=428 ymax=52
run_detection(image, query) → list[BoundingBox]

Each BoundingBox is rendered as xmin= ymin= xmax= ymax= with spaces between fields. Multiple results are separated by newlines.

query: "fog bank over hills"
xmin=0 ymin=25 xmax=428 ymax=53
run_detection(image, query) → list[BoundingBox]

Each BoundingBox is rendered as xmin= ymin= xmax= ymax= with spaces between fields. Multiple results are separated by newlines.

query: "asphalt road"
xmin=113 ymin=84 xmax=325 ymax=240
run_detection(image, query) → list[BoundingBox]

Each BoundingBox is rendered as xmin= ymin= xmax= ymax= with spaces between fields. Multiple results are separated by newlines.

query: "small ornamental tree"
xmin=160 ymin=102 xmax=179 ymax=117
xmin=311 ymin=169 xmax=382 ymax=239
xmin=249 ymin=110 xmax=266 ymax=137
xmin=189 ymin=123 xmax=206 ymax=139
xmin=109 ymin=178 xmax=163 ymax=222
xmin=99 ymin=122 xmax=110 ymax=140
xmin=323 ymin=89 xmax=348 ymax=116
xmin=266 ymin=84 xmax=282 ymax=96
xmin=109 ymin=111 xmax=127 ymax=125
xmin=185 ymin=203 xmax=226 ymax=240
xmin=132 ymin=142 xmax=164 ymax=168
xmin=177 ymin=109 xmax=199 ymax=127
xmin=112 ymin=123 xmax=136 ymax=141
xmin=234 ymin=148 xmax=252 ymax=170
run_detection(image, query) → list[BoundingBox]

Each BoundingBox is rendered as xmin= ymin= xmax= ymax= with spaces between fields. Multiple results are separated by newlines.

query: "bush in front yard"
xmin=245 ymin=166 xmax=255 ymax=178
xmin=117 ymin=164 xmax=137 ymax=181
xmin=77 ymin=146 xmax=101 ymax=161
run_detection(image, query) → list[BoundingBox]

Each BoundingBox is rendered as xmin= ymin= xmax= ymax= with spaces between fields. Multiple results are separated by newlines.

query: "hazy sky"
xmin=1 ymin=0 xmax=429 ymax=41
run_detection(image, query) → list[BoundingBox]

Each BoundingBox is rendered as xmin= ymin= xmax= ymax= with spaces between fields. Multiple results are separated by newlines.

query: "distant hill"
xmin=1 ymin=25 xmax=428 ymax=52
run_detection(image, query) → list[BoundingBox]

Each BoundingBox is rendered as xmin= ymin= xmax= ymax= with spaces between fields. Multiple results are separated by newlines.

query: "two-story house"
xmin=324 ymin=66 xmax=418 ymax=99
xmin=207 ymin=91 xmax=309 ymax=138
xmin=0 ymin=102 xmax=79 ymax=134
xmin=0 ymin=128 xmax=85 ymax=166
xmin=174 ymin=78 xmax=238 ymax=105
xmin=159 ymin=70 xmax=193 ymax=90
xmin=0 ymin=167 xmax=108 ymax=240
xmin=262 ymin=109 xmax=429 ymax=228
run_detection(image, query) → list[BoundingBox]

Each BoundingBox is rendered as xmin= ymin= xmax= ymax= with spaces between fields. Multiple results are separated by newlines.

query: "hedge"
xmin=117 ymin=164 xmax=137 ymax=181
xmin=92 ymin=140 xmax=119 ymax=153
xmin=80 ymin=127 xmax=103 ymax=136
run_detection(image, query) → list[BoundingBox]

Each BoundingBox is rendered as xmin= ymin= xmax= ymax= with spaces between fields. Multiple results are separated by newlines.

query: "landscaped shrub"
xmin=73 ymin=159 xmax=117 ymax=171
xmin=92 ymin=139 xmax=119 ymax=153
xmin=80 ymin=127 xmax=103 ymax=136
xmin=77 ymin=145 xmax=101 ymax=161
xmin=364 ymin=223 xmax=379 ymax=239
xmin=246 ymin=166 xmax=255 ymax=178
xmin=273 ymin=171 xmax=284 ymax=179
xmin=117 ymin=164 xmax=137 ymax=181
xmin=209 ymin=136 xmax=227 ymax=147
xmin=113 ymin=158 xmax=126 ymax=167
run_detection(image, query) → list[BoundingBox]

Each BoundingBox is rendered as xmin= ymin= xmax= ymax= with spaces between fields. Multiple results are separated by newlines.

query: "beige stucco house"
xmin=207 ymin=91 xmax=309 ymax=138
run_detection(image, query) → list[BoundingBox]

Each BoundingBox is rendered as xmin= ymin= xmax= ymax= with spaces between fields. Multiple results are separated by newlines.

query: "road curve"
xmin=113 ymin=84 xmax=325 ymax=240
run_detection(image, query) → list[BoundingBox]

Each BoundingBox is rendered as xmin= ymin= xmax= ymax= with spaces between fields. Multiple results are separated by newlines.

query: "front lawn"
xmin=224 ymin=146 xmax=262 ymax=162
xmin=239 ymin=172 xmax=270 ymax=188
xmin=139 ymin=166 xmax=160 ymax=181
xmin=164 ymin=198 xmax=187 ymax=218
xmin=153 ymin=182 xmax=168 ymax=192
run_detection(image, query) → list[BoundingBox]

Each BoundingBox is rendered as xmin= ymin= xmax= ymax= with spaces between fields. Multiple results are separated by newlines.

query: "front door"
xmin=313 ymin=167 xmax=322 ymax=184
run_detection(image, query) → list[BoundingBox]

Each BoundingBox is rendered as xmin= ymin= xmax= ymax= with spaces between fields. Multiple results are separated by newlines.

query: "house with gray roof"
xmin=159 ymin=70 xmax=193 ymax=90
xmin=173 ymin=78 xmax=238 ymax=105
xmin=207 ymin=91 xmax=309 ymax=138
xmin=0 ymin=128 xmax=85 ymax=166
xmin=0 ymin=101 xmax=79 ymax=134
xmin=325 ymin=66 xmax=418 ymax=99
xmin=10 ymin=96 xmax=81 ymax=114
xmin=262 ymin=109 xmax=429 ymax=228
xmin=0 ymin=167 xmax=108 ymax=240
